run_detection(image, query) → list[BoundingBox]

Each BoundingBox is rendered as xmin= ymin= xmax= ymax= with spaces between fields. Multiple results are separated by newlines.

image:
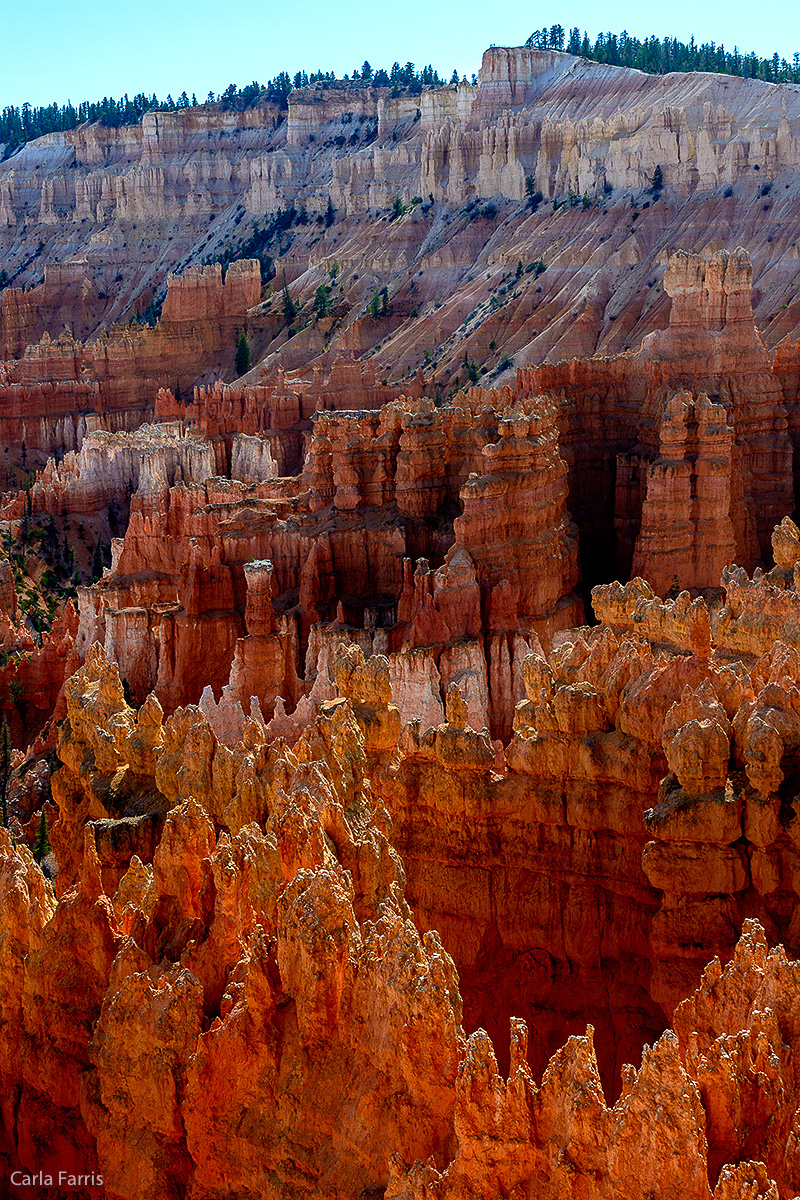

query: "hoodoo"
xmin=5 ymin=36 xmax=800 ymax=1200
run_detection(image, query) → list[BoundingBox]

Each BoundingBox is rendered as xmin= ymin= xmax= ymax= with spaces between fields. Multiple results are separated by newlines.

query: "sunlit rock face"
xmin=6 ymin=42 xmax=800 ymax=1200
xmin=5 ymin=618 xmax=800 ymax=1197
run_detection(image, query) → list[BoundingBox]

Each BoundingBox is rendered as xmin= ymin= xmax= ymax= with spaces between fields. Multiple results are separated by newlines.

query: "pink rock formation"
xmin=0 ymin=261 xmax=261 ymax=458
xmin=631 ymin=391 xmax=737 ymax=593
xmin=527 ymin=247 xmax=793 ymax=588
xmin=4 ymin=635 xmax=800 ymax=1198
xmin=9 ymin=46 xmax=800 ymax=1199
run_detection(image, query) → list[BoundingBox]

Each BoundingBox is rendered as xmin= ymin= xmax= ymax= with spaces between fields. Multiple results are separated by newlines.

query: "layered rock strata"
xmin=6 ymin=49 xmax=800 ymax=1194
xmin=527 ymin=247 xmax=795 ymax=589
xmin=15 ymin=247 xmax=800 ymax=759
xmin=53 ymin=387 xmax=580 ymax=745
xmin=1 ymin=644 xmax=462 ymax=1198
xmin=8 ymin=47 xmax=800 ymax=406
xmin=3 ymin=635 xmax=800 ymax=1197
xmin=0 ymin=260 xmax=260 ymax=457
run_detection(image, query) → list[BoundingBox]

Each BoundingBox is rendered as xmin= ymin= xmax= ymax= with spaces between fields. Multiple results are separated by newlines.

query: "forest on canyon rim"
xmin=4 ymin=33 xmax=800 ymax=1200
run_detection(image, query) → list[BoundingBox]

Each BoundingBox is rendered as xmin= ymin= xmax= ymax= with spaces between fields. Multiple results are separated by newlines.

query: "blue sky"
xmin=4 ymin=0 xmax=800 ymax=108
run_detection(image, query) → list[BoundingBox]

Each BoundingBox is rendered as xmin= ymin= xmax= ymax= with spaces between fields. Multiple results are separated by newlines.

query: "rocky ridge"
xmin=6 ymin=46 xmax=800 ymax=422
xmin=4 ymin=41 xmax=800 ymax=1200
xmin=5 ymin=611 xmax=800 ymax=1195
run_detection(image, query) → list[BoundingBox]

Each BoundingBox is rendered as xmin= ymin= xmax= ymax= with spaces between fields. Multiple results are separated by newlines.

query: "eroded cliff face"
xmin=387 ymin=921 xmax=800 ymax=1200
xmin=4 ymin=631 xmax=800 ymax=1198
xmin=6 ymin=45 xmax=800 ymax=1200
xmin=41 ymin=381 xmax=583 ymax=751
xmin=1 ymin=644 xmax=462 ymax=1198
xmin=0 ymin=259 xmax=261 ymax=459
xmin=5 ymin=245 xmax=800 ymax=765
xmin=24 ymin=246 xmax=783 ymax=741
xmin=3 ymin=298 xmax=800 ymax=1191
xmin=6 ymin=45 xmax=800 ymax=420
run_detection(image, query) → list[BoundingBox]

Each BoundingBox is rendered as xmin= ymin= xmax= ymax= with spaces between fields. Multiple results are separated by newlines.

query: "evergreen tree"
xmin=282 ymin=278 xmax=297 ymax=324
xmin=313 ymin=284 xmax=332 ymax=317
xmin=463 ymin=352 xmax=479 ymax=384
xmin=8 ymin=680 xmax=24 ymax=728
xmin=32 ymin=808 xmax=50 ymax=863
xmin=92 ymin=537 xmax=104 ymax=581
xmin=549 ymin=24 xmax=565 ymax=50
xmin=9 ymin=34 xmax=800 ymax=159
xmin=234 ymin=330 xmax=251 ymax=375
xmin=325 ymin=197 xmax=335 ymax=227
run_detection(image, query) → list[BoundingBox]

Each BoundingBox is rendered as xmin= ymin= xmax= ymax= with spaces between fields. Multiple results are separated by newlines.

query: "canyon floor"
xmin=2 ymin=43 xmax=800 ymax=1200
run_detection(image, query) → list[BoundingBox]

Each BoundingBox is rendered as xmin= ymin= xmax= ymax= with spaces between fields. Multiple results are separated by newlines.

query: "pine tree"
xmin=325 ymin=197 xmax=335 ymax=228
xmin=463 ymin=353 xmax=479 ymax=384
xmin=32 ymin=808 xmax=50 ymax=863
xmin=92 ymin=537 xmax=104 ymax=581
xmin=234 ymin=330 xmax=251 ymax=376
xmin=282 ymin=278 xmax=297 ymax=324
xmin=313 ymin=285 xmax=332 ymax=318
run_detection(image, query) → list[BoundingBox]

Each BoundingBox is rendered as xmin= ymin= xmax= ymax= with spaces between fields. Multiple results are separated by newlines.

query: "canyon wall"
xmin=6 ymin=45 xmax=800 ymax=403
xmin=5 ymin=596 xmax=800 ymax=1196
xmin=9 ymin=244 xmax=800 ymax=753
xmin=46 ymin=386 xmax=580 ymax=744
xmin=525 ymin=247 xmax=796 ymax=588
xmin=0 ymin=259 xmax=261 ymax=456
xmin=4 ymin=45 xmax=800 ymax=1200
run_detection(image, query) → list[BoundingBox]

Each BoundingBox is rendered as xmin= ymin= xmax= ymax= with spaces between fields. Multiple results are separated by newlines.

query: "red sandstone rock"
xmin=525 ymin=247 xmax=794 ymax=584
xmin=453 ymin=395 xmax=581 ymax=632
xmin=631 ymin=392 xmax=738 ymax=593
xmin=0 ymin=260 xmax=261 ymax=459
xmin=9 ymin=61 xmax=800 ymax=1197
xmin=6 ymin=590 xmax=800 ymax=1196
